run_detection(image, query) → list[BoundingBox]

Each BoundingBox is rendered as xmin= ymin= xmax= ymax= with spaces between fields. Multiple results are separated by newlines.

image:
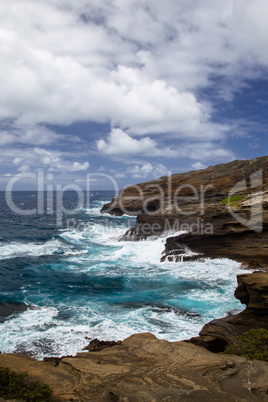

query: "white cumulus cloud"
xmin=127 ymin=162 xmax=169 ymax=179
xmin=0 ymin=0 xmax=268 ymax=186
xmin=97 ymin=128 xmax=179 ymax=157
xmin=1 ymin=0 xmax=267 ymax=138
xmin=97 ymin=128 xmax=156 ymax=155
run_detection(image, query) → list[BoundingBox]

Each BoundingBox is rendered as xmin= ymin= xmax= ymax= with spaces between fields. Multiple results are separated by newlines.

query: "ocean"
xmin=0 ymin=191 xmax=248 ymax=359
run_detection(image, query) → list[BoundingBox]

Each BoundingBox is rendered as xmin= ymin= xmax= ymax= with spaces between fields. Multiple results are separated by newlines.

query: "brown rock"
xmin=163 ymin=229 xmax=268 ymax=266
xmin=83 ymin=338 xmax=122 ymax=352
xmin=1 ymin=333 xmax=268 ymax=401
xmin=193 ymin=271 xmax=268 ymax=351
xmin=235 ymin=272 xmax=268 ymax=310
xmin=101 ymin=156 xmax=268 ymax=266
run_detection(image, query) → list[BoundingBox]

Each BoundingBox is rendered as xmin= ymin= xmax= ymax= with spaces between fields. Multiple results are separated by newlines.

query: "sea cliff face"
xmin=189 ymin=271 xmax=268 ymax=352
xmin=101 ymin=156 xmax=268 ymax=266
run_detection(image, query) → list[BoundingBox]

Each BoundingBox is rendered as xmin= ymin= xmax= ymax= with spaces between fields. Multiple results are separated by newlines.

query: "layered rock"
xmin=101 ymin=157 xmax=268 ymax=218
xmin=1 ymin=332 xmax=268 ymax=401
xmin=161 ymin=228 xmax=268 ymax=265
xmin=190 ymin=271 xmax=268 ymax=352
xmin=235 ymin=271 xmax=268 ymax=310
xmin=101 ymin=156 xmax=268 ymax=265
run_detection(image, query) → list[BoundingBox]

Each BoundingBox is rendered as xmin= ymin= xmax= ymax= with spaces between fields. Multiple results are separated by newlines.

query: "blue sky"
xmin=0 ymin=0 xmax=268 ymax=190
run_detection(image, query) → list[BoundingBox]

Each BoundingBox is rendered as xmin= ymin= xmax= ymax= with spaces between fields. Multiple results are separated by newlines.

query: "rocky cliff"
xmin=190 ymin=271 xmax=268 ymax=352
xmin=101 ymin=156 xmax=268 ymax=265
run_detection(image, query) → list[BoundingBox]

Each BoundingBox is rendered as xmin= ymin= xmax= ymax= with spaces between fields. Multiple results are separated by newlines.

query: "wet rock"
xmin=193 ymin=271 xmax=268 ymax=351
xmin=83 ymin=339 xmax=122 ymax=352
xmin=162 ymin=228 xmax=268 ymax=266
xmin=0 ymin=302 xmax=34 ymax=323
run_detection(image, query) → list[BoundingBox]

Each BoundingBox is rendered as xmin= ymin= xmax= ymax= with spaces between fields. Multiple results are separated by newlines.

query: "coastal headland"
xmin=101 ymin=156 xmax=268 ymax=266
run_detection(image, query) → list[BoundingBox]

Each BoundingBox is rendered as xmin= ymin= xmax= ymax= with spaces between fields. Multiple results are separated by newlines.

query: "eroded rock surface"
xmin=235 ymin=271 xmax=268 ymax=310
xmin=191 ymin=271 xmax=268 ymax=351
xmin=162 ymin=228 xmax=268 ymax=266
xmin=101 ymin=156 xmax=268 ymax=265
xmin=1 ymin=333 xmax=268 ymax=401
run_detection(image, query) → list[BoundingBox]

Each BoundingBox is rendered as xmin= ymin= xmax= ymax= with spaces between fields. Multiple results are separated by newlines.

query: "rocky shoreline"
xmin=101 ymin=156 xmax=268 ymax=267
xmin=101 ymin=156 xmax=268 ymax=350
xmin=1 ymin=271 xmax=268 ymax=401
xmin=189 ymin=271 xmax=268 ymax=353
xmin=1 ymin=157 xmax=268 ymax=401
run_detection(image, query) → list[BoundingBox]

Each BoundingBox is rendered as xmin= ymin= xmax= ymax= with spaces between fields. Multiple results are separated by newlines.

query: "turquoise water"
xmin=0 ymin=191 xmax=248 ymax=359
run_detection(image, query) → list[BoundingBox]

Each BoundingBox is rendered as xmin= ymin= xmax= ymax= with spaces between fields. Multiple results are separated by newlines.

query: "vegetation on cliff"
xmin=224 ymin=328 xmax=268 ymax=362
xmin=220 ymin=193 xmax=246 ymax=206
xmin=0 ymin=365 xmax=53 ymax=401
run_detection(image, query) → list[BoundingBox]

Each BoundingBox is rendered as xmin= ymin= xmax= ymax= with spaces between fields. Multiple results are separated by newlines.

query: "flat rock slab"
xmin=0 ymin=333 xmax=268 ymax=401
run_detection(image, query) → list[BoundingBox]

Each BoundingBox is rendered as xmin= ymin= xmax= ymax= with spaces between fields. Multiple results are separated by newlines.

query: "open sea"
xmin=0 ymin=191 xmax=249 ymax=359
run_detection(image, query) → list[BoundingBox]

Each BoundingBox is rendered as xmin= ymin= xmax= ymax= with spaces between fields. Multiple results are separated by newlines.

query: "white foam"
xmin=161 ymin=257 xmax=243 ymax=280
xmin=85 ymin=207 xmax=102 ymax=216
xmin=108 ymin=236 xmax=166 ymax=264
xmin=0 ymin=256 xmax=249 ymax=359
xmin=0 ymin=203 xmax=253 ymax=359
xmin=60 ymin=222 xmax=249 ymax=283
xmin=0 ymin=239 xmax=71 ymax=260
xmin=77 ymin=200 xmax=120 ymax=218
xmin=60 ymin=222 xmax=130 ymax=247
xmin=0 ymin=306 xmax=59 ymax=356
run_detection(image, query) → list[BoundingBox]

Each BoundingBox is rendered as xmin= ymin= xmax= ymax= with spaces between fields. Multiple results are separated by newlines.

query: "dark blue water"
xmin=0 ymin=191 xmax=246 ymax=359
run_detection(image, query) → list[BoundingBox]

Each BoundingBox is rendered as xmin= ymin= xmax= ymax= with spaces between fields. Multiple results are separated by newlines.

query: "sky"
xmin=0 ymin=0 xmax=268 ymax=190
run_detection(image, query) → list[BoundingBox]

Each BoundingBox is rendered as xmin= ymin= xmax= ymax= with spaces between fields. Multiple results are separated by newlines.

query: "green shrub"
xmin=220 ymin=194 xmax=246 ymax=206
xmin=224 ymin=329 xmax=268 ymax=361
xmin=0 ymin=365 xmax=53 ymax=401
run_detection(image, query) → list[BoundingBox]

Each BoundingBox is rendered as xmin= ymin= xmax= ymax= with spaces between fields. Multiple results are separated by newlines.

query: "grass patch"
xmin=0 ymin=366 xmax=53 ymax=401
xmin=248 ymin=157 xmax=268 ymax=171
xmin=201 ymin=175 xmax=212 ymax=181
xmin=224 ymin=329 xmax=268 ymax=362
xmin=220 ymin=194 xmax=246 ymax=206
